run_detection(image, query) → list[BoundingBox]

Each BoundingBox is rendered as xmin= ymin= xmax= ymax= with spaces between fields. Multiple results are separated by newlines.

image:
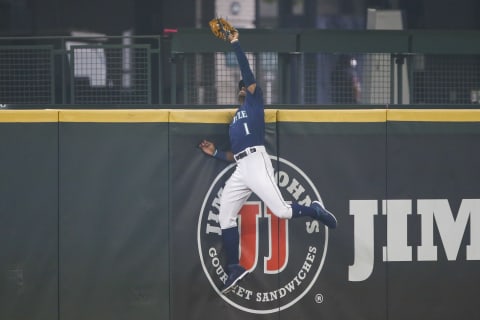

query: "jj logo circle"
xmin=197 ymin=156 xmax=330 ymax=314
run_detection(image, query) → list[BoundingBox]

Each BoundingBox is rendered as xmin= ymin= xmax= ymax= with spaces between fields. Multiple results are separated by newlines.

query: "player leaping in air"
xmin=199 ymin=25 xmax=337 ymax=295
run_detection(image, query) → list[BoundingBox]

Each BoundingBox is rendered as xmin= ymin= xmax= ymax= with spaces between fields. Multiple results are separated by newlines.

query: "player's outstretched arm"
xmin=198 ymin=140 xmax=234 ymax=162
xmin=228 ymin=31 xmax=256 ymax=94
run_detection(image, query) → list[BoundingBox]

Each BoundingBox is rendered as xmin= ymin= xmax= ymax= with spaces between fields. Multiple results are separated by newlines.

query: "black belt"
xmin=234 ymin=147 xmax=257 ymax=161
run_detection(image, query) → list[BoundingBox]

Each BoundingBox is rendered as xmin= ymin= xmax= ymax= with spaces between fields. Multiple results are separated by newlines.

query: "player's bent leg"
xmin=245 ymin=153 xmax=337 ymax=228
xmin=246 ymin=152 xmax=293 ymax=219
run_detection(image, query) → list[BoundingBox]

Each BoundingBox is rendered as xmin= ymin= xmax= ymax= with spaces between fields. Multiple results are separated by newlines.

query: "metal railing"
xmin=0 ymin=35 xmax=163 ymax=107
xmin=1 ymin=30 xmax=480 ymax=107
xmin=0 ymin=45 xmax=54 ymax=104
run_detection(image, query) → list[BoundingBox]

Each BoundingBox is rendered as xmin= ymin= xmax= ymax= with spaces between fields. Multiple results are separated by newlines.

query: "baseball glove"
xmin=209 ymin=18 xmax=237 ymax=41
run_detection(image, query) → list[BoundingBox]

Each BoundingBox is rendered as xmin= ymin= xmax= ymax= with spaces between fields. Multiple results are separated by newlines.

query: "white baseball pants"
xmin=219 ymin=146 xmax=292 ymax=229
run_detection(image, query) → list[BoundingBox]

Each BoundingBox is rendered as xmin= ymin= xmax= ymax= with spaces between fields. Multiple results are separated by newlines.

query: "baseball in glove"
xmin=209 ymin=18 xmax=237 ymax=41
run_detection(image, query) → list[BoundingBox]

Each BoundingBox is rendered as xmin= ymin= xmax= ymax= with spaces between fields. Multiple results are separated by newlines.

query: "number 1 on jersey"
xmin=243 ymin=122 xmax=251 ymax=135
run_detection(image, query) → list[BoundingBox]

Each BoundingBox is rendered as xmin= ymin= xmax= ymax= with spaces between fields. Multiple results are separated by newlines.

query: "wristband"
xmin=213 ymin=149 xmax=228 ymax=162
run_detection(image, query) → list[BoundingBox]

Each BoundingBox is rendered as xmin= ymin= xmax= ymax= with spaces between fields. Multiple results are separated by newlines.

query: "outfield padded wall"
xmin=1 ymin=109 xmax=479 ymax=320
xmin=0 ymin=110 xmax=59 ymax=320
xmin=58 ymin=110 xmax=170 ymax=320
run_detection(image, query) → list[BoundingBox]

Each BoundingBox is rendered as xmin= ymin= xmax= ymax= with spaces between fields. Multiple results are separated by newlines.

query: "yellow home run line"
xmin=1 ymin=109 xmax=480 ymax=123
xmin=0 ymin=110 xmax=59 ymax=122
xmin=279 ymin=109 xmax=480 ymax=122
xmin=168 ymin=109 xmax=278 ymax=123
xmin=387 ymin=109 xmax=480 ymax=122
xmin=278 ymin=109 xmax=386 ymax=122
xmin=168 ymin=109 xmax=237 ymax=123
xmin=59 ymin=109 xmax=169 ymax=122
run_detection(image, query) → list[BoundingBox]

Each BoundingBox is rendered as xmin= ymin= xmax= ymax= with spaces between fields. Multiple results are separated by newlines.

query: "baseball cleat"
xmin=221 ymin=264 xmax=249 ymax=294
xmin=311 ymin=201 xmax=338 ymax=229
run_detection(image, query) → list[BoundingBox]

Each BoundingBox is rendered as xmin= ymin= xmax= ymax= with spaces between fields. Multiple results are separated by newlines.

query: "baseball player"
xmin=199 ymin=29 xmax=337 ymax=295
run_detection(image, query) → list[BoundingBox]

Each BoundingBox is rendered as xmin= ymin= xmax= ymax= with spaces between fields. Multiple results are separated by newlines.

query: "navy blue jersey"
xmin=229 ymin=86 xmax=265 ymax=154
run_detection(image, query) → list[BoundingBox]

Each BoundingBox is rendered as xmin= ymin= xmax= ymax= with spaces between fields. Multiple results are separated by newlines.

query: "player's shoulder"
xmin=248 ymin=84 xmax=262 ymax=96
xmin=247 ymin=88 xmax=262 ymax=100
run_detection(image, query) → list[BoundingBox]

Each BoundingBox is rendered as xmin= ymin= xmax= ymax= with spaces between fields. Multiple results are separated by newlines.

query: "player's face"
xmin=238 ymin=86 xmax=246 ymax=102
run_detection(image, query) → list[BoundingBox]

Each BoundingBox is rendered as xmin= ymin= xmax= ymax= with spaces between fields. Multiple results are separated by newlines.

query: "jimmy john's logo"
xmin=197 ymin=156 xmax=330 ymax=314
